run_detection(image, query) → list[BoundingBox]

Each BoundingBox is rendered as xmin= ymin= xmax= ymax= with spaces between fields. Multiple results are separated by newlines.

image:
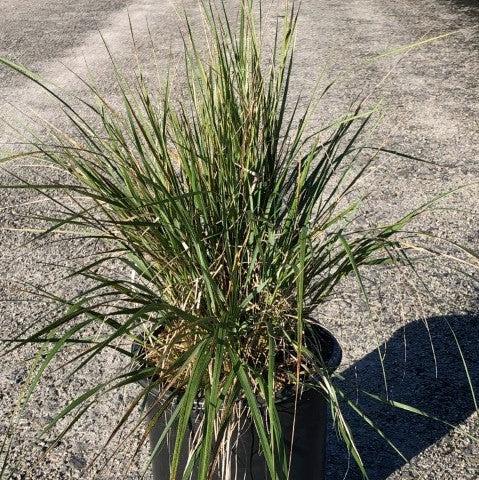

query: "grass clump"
xmin=1 ymin=1 xmax=467 ymax=478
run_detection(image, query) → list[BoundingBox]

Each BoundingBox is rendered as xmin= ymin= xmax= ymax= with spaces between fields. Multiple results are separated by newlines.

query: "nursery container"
xmin=135 ymin=324 xmax=341 ymax=480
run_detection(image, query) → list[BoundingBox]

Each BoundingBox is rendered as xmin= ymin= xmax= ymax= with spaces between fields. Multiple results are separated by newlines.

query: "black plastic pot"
xmin=136 ymin=324 xmax=341 ymax=480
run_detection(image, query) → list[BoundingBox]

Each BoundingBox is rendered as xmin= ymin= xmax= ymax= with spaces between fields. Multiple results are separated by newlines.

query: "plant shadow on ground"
xmin=326 ymin=314 xmax=479 ymax=479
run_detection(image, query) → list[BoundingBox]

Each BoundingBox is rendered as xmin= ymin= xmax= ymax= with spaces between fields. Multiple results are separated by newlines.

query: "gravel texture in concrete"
xmin=0 ymin=0 xmax=478 ymax=479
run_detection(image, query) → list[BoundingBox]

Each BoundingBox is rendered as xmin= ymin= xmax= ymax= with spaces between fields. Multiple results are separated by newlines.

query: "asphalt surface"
xmin=0 ymin=1 xmax=478 ymax=479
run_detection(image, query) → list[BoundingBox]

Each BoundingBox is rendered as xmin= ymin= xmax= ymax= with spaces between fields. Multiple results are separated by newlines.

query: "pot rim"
xmin=132 ymin=320 xmax=342 ymax=406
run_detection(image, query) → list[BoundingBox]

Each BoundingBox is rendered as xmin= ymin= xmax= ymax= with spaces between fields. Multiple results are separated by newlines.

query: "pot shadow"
xmin=325 ymin=314 xmax=479 ymax=479
xmin=444 ymin=0 xmax=479 ymax=13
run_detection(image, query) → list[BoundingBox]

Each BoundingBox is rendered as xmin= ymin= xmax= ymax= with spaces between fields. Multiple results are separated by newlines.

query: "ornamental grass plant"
xmin=0 ymin=1 xmax=476 ymax=479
